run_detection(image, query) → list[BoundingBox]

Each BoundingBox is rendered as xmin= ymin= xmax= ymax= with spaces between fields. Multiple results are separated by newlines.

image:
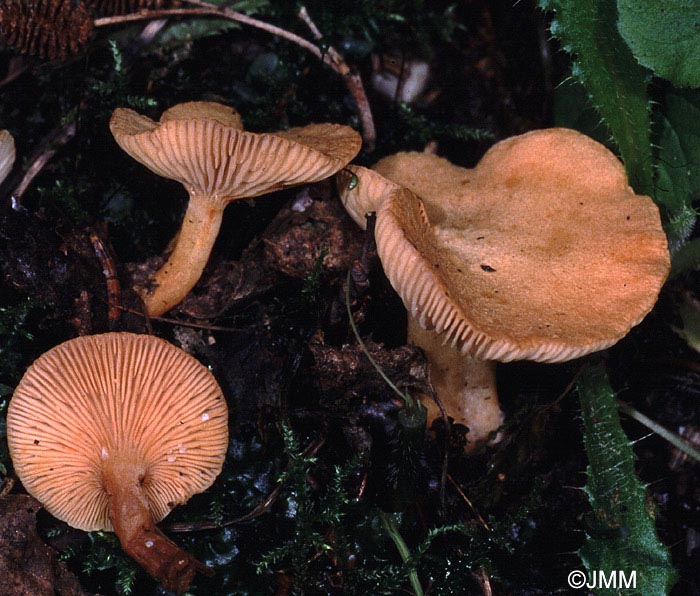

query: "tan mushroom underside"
xmin=373 ymin=128 xmax=670 ymax=363
xmin=111 ymin=102 xmax=362 ymax=317
xmin=337 ymin=165 xmax=400 ymax=229
xmin=110 ymin=106 xmax=362 ymax=205
xmin=7 ymin=332 xmax=228 ymax=532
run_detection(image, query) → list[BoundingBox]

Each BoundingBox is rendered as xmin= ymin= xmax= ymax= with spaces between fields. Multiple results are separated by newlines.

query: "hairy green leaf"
xmin=617 ymin=1 xmax=700 ymax=88
xmin=540 ymin=0 xmax=653 ymax=193
xmin=655 ymin=88 xmax=700 ymax=252
xmin=577 ymin=365 xmax=677 ymax=596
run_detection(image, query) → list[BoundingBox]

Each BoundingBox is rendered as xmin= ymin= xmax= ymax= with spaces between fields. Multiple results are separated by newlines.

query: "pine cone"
xmin=0 ymin=0 xmax=93 ymax=61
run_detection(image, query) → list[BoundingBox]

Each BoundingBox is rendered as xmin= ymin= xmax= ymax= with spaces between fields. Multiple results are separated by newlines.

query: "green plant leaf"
xmin=552 ymin=78 xmax=611 ymax=147
xmin=158 ymin=0 xmax=270 ymax=48
xmin=655 ymin=88 xmax=700 ymax=252
xmin=617 ymin=1 xmax=700 ymax=88
xmin=157 ymin=18 xmax=240 ymax=48
xmin=577 ymin=365 xmax=677 ymax=596
xmin=539 ymin=0 xmax=653 ymax=194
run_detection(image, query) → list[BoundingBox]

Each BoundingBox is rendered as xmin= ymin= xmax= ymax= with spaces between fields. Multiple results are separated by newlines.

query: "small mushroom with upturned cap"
xmin=110 ymin=101 xmax=362 ymax=316
xmin=7 ymin=332 xmax=229 ymax=593
xmin=339 ymin=128 xmax=670 ymax=447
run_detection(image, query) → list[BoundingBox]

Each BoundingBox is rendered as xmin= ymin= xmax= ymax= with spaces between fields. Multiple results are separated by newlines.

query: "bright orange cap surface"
xmin=371 ymin=128 xmax=670 ymax=362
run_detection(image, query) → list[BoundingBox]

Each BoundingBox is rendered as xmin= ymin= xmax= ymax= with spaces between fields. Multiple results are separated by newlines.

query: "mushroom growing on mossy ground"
xmin=338 ymin=128 xmax=670 ymax=448
xmin=7 ymin=332 xmax=229 ymax=593
xmin=110 ymin=101 xmax=362 ymax=316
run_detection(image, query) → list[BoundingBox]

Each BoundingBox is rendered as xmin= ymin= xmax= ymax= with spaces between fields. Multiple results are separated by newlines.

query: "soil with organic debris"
xmin=1 ymin=1 xmax=700 ymax=595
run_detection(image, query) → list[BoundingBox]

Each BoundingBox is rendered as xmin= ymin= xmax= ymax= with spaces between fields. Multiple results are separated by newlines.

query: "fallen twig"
xmin=297 ymin=5 xmax=376 ymax=151
xmin=11 ymin=119 xmax=77 ymax=205
xmin=446 ymin=474 xmax=490 ymax=532
xmin=117 ymin=304 xmax=246 ymax=333
xmin=88 ymin=228 xmax=122 ymax=330
xmin=94 ymin=2 xmax=376 ymax=149
xmin=0 ymin=56 xmax=30 ymax=90
xmin=163 ymin=438 xmax=325 ymax=532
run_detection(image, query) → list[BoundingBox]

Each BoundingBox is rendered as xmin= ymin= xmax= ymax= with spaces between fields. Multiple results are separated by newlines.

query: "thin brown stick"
xmin=297 ymin=5 xmax=376 ymax=151
xmin=446 ymin=474 xmax=490 ymax=532
xmin=95 ymin=2 xmax=376 ymax=149
xmin=117 ymin=304 xmax=244 ymax=333
xmin=165 ymin=483 xmax=283 ymax=532
xmin=163 ymin=438 xmax=325 ymax=532
xmin=11 ymin=119 xmax=77 ymax=203
xmin=95 ymin=7 xmax=215 ymax=26
xmin=95 ymin=5 xmax=322 ymax=59
xmin=7 ymin=19 xmax=164 ymax=207
xmin=0 ymin=56 xmax=30 ymax=90
xmin=89 ymin=228 xmax=122 ymax=330
xmin=474 ymin=566 xmax=493 ymax=596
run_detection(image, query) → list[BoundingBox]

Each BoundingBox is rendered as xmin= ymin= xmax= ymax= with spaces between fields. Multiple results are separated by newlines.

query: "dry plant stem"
xmin=0 ymin=56 xmax=29 ymax=90
xmin=446 ymin=474 xmax=490 ymax=532
xmin=95 ymin=7 xmax=224 ymax=26
xmin=163 ymin=438 xmax=325 ymax=532
xmin=408 ymin=318 xmax=504 ymax=449
xmin=618 ymin=400 xmax=700 ymax=463
xmin=94 ymin=2 xmax=376 ymax=149
xmin=11 ymin=119 xmax=77 ymax=203
xmin=104 ymin=457 xmax=204 ymax=593
xmin=141 ymin=196 xmax=223 ymax=316
xmin=297 ymin=5 xmax=376 ymax=151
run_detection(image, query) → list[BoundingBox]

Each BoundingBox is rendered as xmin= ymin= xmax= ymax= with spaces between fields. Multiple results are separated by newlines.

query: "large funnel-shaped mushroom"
xmin=110 ymin=101 xmax=362 ymax=316
xmin=7 ymin=332 xmax=229 ymax=593
xmin=339 ymin=128 xmax=670 ymax=447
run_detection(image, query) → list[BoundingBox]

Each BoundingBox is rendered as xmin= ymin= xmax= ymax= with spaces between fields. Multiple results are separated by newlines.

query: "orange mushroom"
xmin=7 ymin=332 xmax=229 ymax=593
xmin=338 ymin=128 xmax=670 ymax=447
xmin=110 ymin=101 xmax=362 ymax=316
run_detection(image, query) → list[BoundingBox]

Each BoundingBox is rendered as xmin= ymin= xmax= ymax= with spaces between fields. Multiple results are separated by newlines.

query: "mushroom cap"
xmin=158 ymin=101 xmax=244 ymax=129
xmin=0 ymin=129 xmax=15 ymax=185
xmin=7 ymin=332 xmax=228 ymax=532
xmin=371 ymin=128 xmax=670 ymax=363
xmin=110 ymin=101 xmax=362 ymax=205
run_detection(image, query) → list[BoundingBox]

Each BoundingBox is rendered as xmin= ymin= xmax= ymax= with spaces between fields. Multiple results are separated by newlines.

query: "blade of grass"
xmin=618 ymin=400 xmax=700 ymax=463
xmin=378 ymin=510 xmax=424 ymax=596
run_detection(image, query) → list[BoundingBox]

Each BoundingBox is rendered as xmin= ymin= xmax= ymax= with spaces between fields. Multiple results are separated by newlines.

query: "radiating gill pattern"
xmin=111 ymin=110 xmax=361 ymax=202
xmin=336 ymin=165 xmax=401 ymax=229
xmin=7 ymin=333 xmax=227 ymax=531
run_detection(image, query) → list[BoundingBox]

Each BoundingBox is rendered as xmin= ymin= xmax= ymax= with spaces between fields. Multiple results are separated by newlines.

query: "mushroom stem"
xmin=104 ymin=457 xmax=207 ymax=593
xmin=140 ymin=195 xmax=224 ymax=317
xmin=408 ymin=318 xmax=504 ymax=449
